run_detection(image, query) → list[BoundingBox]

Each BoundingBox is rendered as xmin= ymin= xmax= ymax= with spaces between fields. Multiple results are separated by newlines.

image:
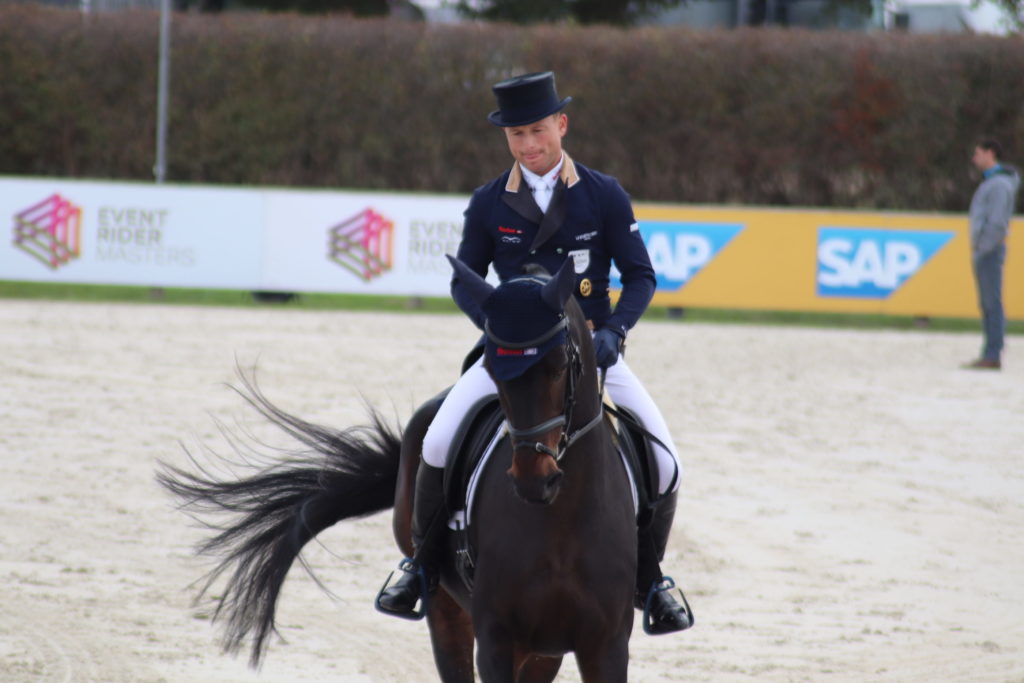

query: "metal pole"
xmin=870 ymin=0 xmax=886 ymax=30
xmin=735 ymin=0 xmax=748 ymax=26
xmin=154 ymin=0 xmax=171 ymax=183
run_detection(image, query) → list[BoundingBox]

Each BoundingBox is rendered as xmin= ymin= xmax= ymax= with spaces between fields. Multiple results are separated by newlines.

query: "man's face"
xmin=503 ymin=114 xmax=568 ymax=176
xmin=973 ymin=146 xmax=996 ymax=172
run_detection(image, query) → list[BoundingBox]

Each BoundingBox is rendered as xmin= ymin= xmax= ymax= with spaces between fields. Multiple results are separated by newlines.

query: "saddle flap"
xmin=442 ymin=396 xmax=503 ymax=514
xmin=608 ymin=404 xmax=658 ymax=517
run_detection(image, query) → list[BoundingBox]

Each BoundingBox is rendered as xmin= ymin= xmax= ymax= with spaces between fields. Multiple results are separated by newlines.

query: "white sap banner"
xmin=261 ymin=189 xmax=468 ymax=296
xmin=0 ymin=177 xmax=264 ymax=289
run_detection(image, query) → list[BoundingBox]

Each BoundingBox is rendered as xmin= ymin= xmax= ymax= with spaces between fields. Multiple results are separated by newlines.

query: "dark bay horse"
xmin=157 ymin=260 xmax=638 ymax=681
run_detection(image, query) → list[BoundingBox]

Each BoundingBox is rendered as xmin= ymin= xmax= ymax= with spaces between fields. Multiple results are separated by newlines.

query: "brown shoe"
xmin=963 ymin=358 xmax=1001 ymax=370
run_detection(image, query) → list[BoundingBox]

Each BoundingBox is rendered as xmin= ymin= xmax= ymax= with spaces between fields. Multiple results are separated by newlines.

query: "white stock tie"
xmin=532 ymin=181 xmax=552 ymax=213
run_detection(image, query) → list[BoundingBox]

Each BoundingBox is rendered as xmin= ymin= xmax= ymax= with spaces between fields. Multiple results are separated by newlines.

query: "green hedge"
xmin=2 ymin=6 xmax=1022 ymax=210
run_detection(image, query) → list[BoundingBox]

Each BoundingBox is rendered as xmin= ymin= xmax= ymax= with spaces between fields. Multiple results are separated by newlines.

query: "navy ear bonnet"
xmin=482 ymin=276 xmax=568 ymax=381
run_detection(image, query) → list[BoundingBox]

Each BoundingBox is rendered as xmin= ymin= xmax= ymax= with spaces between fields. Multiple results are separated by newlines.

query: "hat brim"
xmin=484 ymin=329 xmax=567 ymax=381
xmin=487 ymin=97 xmax=572 ymax=128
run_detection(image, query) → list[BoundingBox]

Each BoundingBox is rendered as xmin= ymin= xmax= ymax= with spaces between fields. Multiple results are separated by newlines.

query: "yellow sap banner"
xmin=621 ymin=204 xmax=1023 ymax=320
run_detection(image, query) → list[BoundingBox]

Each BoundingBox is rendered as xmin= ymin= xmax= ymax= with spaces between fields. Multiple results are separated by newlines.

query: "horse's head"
xmin=448 ymin=256 xmax=600 ymax=505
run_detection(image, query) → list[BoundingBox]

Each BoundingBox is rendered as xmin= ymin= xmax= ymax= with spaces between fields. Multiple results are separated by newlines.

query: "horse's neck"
xmin=563 ymin=377 xmax=608 ymax=463
xmin=569 ymin=373 xmax=601 ymax=430
xmin=560 ymin=427 xmax=622 ymax=501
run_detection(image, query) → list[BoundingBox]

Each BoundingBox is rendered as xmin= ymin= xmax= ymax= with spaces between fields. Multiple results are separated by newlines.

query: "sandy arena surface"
xmin=1 ymin=298 xmax=1022 ymax=682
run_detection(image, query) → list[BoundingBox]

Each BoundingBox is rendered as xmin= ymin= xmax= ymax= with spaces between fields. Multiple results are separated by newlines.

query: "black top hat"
xmin=488 ymin=71 xmax=572 ymax=128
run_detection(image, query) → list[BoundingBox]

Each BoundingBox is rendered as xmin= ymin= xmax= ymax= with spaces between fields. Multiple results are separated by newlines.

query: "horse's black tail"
xmin=156 ymin=371 xmax=402 ymax=668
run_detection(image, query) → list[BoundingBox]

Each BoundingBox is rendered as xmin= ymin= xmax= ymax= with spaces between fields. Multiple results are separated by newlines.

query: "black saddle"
xmin=607 ymin=404 xmax=668 ymax=526
xmin=442 ymin=396 xmax=504 ymax=515
xmin=442 ymin=335 xmax=501 ymax=514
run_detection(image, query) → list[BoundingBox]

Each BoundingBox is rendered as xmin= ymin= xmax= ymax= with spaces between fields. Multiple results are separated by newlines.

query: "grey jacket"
xmin=969 ymin=165 xmax=1020 ymax=257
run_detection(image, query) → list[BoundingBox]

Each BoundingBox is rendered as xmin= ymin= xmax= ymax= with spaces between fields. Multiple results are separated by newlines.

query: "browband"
xmin=484 ymin=316 xmax=568 ymax=350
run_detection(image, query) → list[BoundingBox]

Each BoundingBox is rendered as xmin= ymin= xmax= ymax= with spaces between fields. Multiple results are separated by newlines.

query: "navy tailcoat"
xmin=453 ymin=153 xmax=656 ymax=337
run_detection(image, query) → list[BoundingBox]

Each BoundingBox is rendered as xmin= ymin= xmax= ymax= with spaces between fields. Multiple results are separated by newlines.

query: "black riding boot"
xmin=375 ymin=462 xmax=446 ymax=619
xmin=636 ymin=490 xmax=695 ymax=635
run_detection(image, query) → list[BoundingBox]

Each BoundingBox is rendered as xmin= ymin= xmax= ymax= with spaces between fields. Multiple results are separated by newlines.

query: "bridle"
xmin=485 ymin=309 xmax=603 ymax=462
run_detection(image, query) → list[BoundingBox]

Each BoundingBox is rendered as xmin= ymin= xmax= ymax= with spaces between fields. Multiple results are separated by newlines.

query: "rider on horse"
xmin=377 ymin=71 xmax=693 ymax=635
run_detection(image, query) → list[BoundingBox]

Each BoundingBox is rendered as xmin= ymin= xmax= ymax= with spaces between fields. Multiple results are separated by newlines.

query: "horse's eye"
xmin=548 ymin=352 xmax=569 ymax=379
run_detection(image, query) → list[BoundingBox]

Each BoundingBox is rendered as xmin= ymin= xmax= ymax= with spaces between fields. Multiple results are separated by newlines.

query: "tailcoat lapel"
xmin=500 ymin=154 xmax=579 ymax=253
xmin=501 ymin=185 xmax=544 ymax=225
xmin=501 ymin=161 xmax=544 ymax=225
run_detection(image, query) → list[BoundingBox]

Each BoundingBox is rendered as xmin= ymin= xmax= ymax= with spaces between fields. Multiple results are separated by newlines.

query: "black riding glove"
xmin=593 ymin=328 xmax=624 ymax=369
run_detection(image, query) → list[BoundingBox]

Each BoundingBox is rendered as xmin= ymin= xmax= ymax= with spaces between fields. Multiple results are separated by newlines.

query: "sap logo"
xmin=611 ymin=221 xmax=744 ymax=291
xmin=816 ymin=228 xmax=953 ymax=299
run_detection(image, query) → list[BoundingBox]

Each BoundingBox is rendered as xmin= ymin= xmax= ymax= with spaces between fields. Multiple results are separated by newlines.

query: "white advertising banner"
xmin=0 ymin=177 xmax=266 ymax=289
xmin=261 ymin=188 xmax=469 ymax=296
xmin=0 ymin=177 xmax=475 ymax=295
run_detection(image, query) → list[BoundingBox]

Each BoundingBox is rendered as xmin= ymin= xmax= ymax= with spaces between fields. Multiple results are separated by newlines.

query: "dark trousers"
xmin=973 ymin=244 xmax=1006 ymax=361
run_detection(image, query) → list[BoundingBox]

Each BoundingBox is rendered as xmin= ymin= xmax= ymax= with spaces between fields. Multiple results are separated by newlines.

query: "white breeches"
xmin=422 ymin=350 xmax=681 ymax=495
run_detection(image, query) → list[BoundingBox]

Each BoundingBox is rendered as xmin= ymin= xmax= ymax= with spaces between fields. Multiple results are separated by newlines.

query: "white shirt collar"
xmin=520 ymin=155 xmax=563 ymax=191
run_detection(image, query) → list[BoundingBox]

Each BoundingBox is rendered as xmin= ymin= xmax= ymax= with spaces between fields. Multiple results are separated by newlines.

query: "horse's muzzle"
xmin=507 ymin=468 xmax=563 ymax=505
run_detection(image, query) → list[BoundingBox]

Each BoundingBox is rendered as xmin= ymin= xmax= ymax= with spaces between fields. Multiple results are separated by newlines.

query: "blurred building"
xmin=634 ymin=0 xmax=1010 ymax=31
xmin=412 ymin=0 xmax=1012 ymax=32
xmin=886 ymin=0 xmax=1010 ymax=32
xmin=19 ymin=0 xmax=162 ymax=7
xmin=639 ymin=0 xmax=873 ymax=30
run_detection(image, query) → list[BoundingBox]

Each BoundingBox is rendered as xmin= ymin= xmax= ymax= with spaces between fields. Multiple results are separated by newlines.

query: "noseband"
xmin=486 ymin=313 xmax=603 ymax=462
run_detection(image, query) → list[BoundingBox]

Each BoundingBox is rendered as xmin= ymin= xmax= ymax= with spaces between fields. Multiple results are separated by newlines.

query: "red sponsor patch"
xmin=496 ymin=347 xmax=538 ymax=356
xmin=498 ymin=226 xmax=522 ymax=234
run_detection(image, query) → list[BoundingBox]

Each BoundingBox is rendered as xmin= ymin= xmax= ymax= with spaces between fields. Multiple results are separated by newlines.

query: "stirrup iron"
xmin=642 ymin=576 xmax=695 ymax=635
xmin=374 ymin=557 xmax=430 ymax=621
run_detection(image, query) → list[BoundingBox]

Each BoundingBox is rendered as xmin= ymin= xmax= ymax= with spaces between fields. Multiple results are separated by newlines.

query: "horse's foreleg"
xmin=574 ymin=636 xmax=629 ymax=683
xmin=427 ymin=587 xmax=475 ymax=683
xmin=474 ymin=621 xmax=516 ymax=683
xmin=515 ymin=653 xmax=563 ymax=683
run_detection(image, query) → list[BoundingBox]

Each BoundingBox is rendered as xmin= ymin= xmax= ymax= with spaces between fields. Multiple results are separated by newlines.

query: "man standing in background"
xmin=965 ymin=139 xmax=1019 ymax=370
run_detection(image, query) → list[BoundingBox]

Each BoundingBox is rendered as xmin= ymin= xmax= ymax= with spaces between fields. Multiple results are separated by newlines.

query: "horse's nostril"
xmin=545 ymin=470 xmax=564 ymax=492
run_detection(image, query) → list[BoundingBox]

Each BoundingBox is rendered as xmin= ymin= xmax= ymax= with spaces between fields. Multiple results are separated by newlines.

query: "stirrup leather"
xmin=374 ymin=557 xmax=431 ymax=621
xmin=641 ymin=576 xmax=695 ymax=635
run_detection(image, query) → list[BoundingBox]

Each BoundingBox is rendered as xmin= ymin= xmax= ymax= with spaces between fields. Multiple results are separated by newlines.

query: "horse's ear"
xmin=541 ymin=260 xmax=575 ymax=312
xmin=447 ymin=254 xmax=494 ymax=306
